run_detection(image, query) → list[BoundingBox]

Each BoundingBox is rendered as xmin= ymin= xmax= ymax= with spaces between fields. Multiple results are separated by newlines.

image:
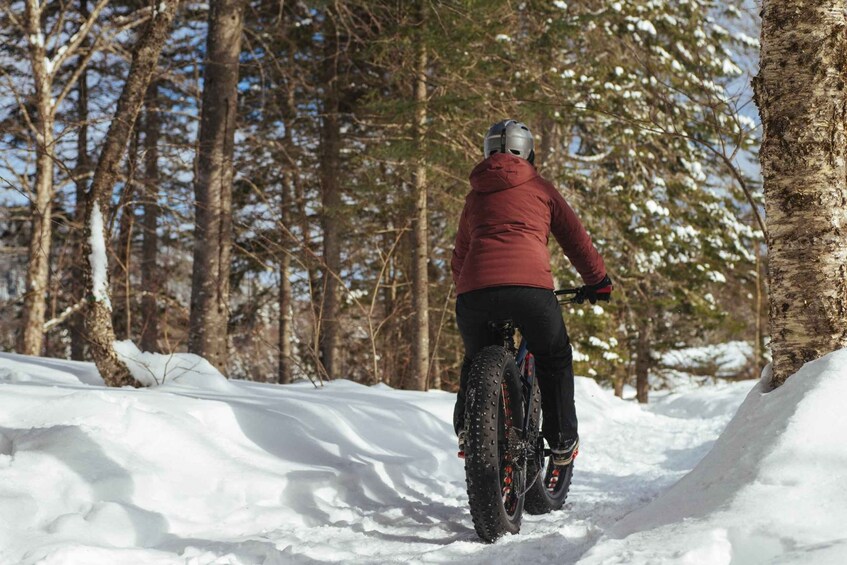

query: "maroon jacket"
xmin=451 ymin=153 xmax=606 ymax=295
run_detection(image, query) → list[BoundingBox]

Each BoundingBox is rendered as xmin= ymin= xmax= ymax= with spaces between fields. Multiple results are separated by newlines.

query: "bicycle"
xmin=461 ymin=287 xmax=602 ymax=542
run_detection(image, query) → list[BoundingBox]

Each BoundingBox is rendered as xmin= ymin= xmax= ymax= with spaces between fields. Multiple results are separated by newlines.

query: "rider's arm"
xmin=451 ymin=202 xmax=471 ymax=286
xmin=543 ymin=180 xmax=607 ymax=285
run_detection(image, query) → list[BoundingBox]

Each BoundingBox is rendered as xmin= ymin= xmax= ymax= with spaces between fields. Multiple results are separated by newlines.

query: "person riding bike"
xmin=452 ymin=119 xmax=612 ymax=466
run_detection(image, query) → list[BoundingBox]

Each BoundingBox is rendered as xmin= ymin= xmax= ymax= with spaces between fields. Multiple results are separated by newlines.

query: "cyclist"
xmin=452 ymin=119 xmax=612 ymax=466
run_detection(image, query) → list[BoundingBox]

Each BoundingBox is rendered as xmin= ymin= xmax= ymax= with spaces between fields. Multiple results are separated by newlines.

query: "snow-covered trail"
xmin=0 ymin=352 xmax=752 ymax=564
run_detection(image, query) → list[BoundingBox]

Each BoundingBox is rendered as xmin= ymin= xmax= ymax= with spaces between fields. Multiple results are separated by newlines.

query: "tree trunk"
xmin=188 ymin=0 xmax=246 ymax=372
xmin=754 ymin=240 xmax=765 ymax=374
xmin=410 ymin=15 xmax=429 ymax=391
xmin=114 ymin=127 xmax=141 ymax=340
xmin=613 ymin=370 xmax=625 ymax=398
xmin=754 ymin=1 xmax=847 ymax=387
xmin=278 ymin=171 xmax=294 ymax=384
xmin=82 ymin=0 xmax=180 ymax=387
xmin=18 ymin=0 xmax=56 ymax=356
xmin=634 ymin=320 xmax=652 ymax=403
xmin=140 ymin=83 xmax=161 ymax=352
xmin=70 ymin=2 xmax=91 ymax=361
xmin=319 ymin=12 xmax=342 ymax=380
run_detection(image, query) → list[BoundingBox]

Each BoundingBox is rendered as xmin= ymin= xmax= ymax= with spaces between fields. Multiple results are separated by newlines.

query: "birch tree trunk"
xmin=82 ymin=0 xmax=180 ymax=387
xmin=140 ymin=83 xmax=161 ymax=352
xmin=18 ymin=0 xmax=55 ymax=356
xmin=17 ymin=0 xmax=108 ymax=354
xmin=188 ymin=0 xmax=246 ymax=372
xmin=754 ymin=1 xmax=847 ymax=387
xmin=410 ymin=15 xmax=430 ymax=391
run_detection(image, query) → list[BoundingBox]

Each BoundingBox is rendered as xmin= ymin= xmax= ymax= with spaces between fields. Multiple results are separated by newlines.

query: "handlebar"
xmin=555 ymin=287 xmax=611 ymax=305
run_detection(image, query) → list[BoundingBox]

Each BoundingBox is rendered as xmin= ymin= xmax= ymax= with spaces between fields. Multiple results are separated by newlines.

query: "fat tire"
xmin=463 ymin=345 xmax=524 ymax=543
xmin=524 ymin=373 xmax=573 ymax=514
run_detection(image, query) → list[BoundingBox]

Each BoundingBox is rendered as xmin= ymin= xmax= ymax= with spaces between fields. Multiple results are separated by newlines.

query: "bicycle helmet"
xmin=484 ymin=119 xmax=535 ymax=163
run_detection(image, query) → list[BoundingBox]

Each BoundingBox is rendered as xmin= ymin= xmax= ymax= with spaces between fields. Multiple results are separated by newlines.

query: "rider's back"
xmin=451 ymin=152 xmax=606 ymax=295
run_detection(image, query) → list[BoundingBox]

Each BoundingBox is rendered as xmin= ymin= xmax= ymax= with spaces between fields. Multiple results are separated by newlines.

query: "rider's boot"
xmin=551 ymin=435 xmax=579 ymax=466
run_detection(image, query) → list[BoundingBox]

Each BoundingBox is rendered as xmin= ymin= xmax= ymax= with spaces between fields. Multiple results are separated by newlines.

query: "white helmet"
xmin=484 ymin=119 xmax=535 ymax=163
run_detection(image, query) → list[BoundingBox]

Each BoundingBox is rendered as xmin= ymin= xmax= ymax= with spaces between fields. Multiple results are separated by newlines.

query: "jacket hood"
xmin=469 ymin=152 xmax=538 ymax=193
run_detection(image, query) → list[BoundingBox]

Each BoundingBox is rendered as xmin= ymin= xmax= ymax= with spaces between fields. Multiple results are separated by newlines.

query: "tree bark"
xmin=140 ymin=83 xmax=161 ymax=352
xmin=319 ymin=12 xmax=342 ymax=379
xmin=278 ymin=173 xmax=294 ymax=384
xmin=277 ymin=84 xmax=296 ymax=385
xmin=113 ymin=126 xmax=140 ymax=340
xmin=188 ymin=0 xmax=246 ymax=372
xmin=410 ymin=12 xmax=429 ymax=391
xmin=82 ymin=0 xmax=180 ymax=387
xmin=634 ymin=319 xmax=652 ymax=403
xmin=70 ymin=0 xmax=91 ymax=361
xmin=18 ymin=0 xmax=56 ymax=356
xmin=754 ymin=240 xmax=765 ymax=373
xmin=754 ymin=1 xmax=847 ymax=387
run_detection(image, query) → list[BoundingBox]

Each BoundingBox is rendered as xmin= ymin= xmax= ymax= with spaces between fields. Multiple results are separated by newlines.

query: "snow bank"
xmin=0 ymin=354 xmax=464 ymax=564
xmin=583 ymin=349 xmax=847 ymax=565
xmin=0 ymin=350 xmax=763 ymax=563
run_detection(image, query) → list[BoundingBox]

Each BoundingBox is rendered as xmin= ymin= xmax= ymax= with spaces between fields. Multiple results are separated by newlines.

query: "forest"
xmin=0 ymin=0 xmax=764 ymax=397
xmin=4 ymin=0 xmax=847 ymax=562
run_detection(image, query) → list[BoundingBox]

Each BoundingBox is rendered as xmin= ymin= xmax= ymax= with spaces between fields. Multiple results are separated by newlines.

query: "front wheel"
xmin=463 ymin=345 xmax=525 ymax=543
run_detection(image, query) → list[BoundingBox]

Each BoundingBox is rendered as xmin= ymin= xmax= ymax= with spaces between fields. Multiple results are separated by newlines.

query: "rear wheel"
xmin=463 ymin=345 xmax=525 ymax=542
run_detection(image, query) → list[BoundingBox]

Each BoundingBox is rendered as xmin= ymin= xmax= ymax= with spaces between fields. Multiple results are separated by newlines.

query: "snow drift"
xmin=582 ymin=349 xmax=847 ymax=565
xmin=4 ymin=345 xmax=843 ymax=564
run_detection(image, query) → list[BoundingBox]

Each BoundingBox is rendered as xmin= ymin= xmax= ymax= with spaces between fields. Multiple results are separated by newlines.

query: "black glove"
xmin=578 ymin=274 xmax=612 ymax=304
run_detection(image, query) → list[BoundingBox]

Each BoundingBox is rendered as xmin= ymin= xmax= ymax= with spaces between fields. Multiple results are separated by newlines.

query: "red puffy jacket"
xmin=451 ymin=153 xmax=606 ymax=295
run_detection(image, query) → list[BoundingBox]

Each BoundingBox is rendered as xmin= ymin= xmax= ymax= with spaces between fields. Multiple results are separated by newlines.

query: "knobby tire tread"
xmin=524 ymin=374 xmax=573 ymax=514
xmin=463 ymin=345 xmax=523 ymax=543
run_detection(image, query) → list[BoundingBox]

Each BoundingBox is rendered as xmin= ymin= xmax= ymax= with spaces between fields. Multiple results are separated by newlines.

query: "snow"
xmin=87 ymin=201 xmax=112 ymax=311
xmin=582 ymin=350 xmax=847 ymax=564
xmin=0 ymin=347 xmax=845 ymax=563
xmin=113 ymin=340 xmax=234 ymax=389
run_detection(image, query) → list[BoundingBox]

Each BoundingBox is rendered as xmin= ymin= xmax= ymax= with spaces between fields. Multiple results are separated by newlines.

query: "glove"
xmin=579 ymin=274 xmax=612 ymax=304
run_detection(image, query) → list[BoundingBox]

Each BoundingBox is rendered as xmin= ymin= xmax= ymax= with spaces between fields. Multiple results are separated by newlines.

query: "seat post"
xmin=487 ymin=320 xmax=517 ymax=352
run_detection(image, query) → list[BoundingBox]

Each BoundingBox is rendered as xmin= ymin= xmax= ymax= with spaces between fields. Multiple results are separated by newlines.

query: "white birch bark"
xmin=754 ymin=1 xmax=847 ymax=386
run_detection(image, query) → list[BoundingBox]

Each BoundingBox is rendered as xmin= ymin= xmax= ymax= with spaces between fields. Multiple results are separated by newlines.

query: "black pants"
xmin=453 ymin=286 xmax=578 ymax=448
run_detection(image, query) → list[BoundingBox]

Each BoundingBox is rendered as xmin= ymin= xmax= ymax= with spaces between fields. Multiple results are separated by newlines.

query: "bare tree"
xmin=11 ymin=0 xmax=108 ymax=355
xmin=140 ymin=82 xmax=161 ymax=352
xmin=70 ymin=0 xmax=93 ymax=361
xmin=318 ymin=8 xmax=342 ymax=379
xmin=82 ymin=0 xmax=180 ymax=386
xmin=188 ymin=0 xmax=247 ymax=371
xmin=754 ymin=1 xmax=847 ymax=386
xmin=409 ymin=2 xmax=429 ymax=390
xmin=278 ymin=175 xmax=294 ymax=384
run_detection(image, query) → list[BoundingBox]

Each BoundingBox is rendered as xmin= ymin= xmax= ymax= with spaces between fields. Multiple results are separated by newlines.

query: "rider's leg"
xmin=510 ymin=288 xmax=579 ymax=448
xmin=453 ymin=290 xmax=495 ymax=435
